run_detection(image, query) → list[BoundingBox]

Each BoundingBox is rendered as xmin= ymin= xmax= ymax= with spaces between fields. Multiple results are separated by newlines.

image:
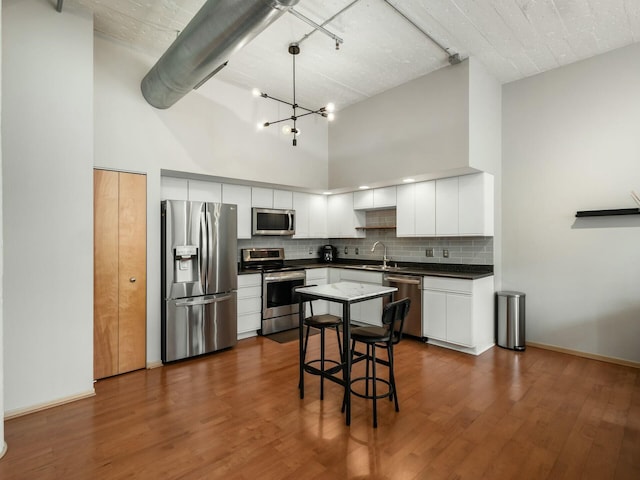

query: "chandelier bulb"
xmin=326 ymin=102 xmax=335 ymax=113
xmin=282 ymin=125 xmax=292 ymax=134
xmin=252 ymin=88 xmax=261 ymax=97
xmin=327 ymin=113 xmax=335 ymax=122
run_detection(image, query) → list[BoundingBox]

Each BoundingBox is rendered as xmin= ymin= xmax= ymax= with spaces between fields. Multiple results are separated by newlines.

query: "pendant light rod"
xmin=56 ymin=0 xmax=64 ymax=12
xmin=382 ymin=0 xmax=462 ymax=65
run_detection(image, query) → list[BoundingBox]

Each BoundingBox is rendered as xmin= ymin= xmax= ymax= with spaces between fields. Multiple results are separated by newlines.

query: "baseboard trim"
xmin=0 ymin=441 xmax=7 ymax=460
xmin=4 ymin=390 xmax=96 ymax=420
xmin=146 ymin=361 xmax=163 ymax=369
xmin=527 ymin=342 xmax=640 ymax=369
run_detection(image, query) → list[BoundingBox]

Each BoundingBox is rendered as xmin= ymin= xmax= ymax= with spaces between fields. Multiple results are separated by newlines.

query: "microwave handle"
xmin=288 ymin=211 xmax=294 ymax=231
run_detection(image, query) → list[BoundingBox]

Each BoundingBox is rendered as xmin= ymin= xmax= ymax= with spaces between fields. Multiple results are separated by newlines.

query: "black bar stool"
xmin=348 ymin=297 xmax=411 ymax=427
xmin=296 ymin=285 xmax=343 ymax=400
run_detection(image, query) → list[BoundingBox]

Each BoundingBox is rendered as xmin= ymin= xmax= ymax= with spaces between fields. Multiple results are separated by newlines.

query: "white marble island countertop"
xmin=296 ymin=282 xmax=397 ymax=302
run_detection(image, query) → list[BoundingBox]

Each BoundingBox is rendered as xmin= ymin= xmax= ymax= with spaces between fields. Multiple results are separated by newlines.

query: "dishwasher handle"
xmin=384 ymin=275 xmax=422 ymax=285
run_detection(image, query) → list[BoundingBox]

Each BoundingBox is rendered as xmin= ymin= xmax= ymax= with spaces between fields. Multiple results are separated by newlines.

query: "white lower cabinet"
xmin=237 ymin=274 xmax=262 ymax=339
xmin=305 ymin=268 xmax=330 ymax=316
xmin=330 ymin=268 xmax=383 ymax=326
xmin=422 ymin=275 xmax=494 ymax=355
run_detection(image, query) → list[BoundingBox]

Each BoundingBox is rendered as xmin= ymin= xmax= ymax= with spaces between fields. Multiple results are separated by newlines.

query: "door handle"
xmin=130 ymin=277 xmax=136 ymax=283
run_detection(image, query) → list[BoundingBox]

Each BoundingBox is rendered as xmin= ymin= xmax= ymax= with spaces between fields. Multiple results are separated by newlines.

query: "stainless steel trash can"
xmin=496 ymin=291 xmax=526 ymax=351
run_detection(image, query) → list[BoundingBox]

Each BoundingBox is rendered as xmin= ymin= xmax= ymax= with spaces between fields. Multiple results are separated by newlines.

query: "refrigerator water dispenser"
xmin=173 ymin=245 xmax=198 ymax=283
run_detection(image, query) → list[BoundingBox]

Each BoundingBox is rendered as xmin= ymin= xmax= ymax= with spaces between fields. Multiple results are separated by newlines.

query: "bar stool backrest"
xmin=382 ymin=298 xmax=411 ymax=345
xmin=294 ymin=284 xmax=317 ymax=317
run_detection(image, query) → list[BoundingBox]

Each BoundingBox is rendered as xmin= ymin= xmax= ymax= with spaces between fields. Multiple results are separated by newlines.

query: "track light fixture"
xmin=253 ymin=43 xmax=335 ymax=146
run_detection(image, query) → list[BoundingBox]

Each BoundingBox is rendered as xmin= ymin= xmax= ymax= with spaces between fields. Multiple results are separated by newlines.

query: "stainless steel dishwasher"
xmin=383 ymin=273 xmax=423 ymax=338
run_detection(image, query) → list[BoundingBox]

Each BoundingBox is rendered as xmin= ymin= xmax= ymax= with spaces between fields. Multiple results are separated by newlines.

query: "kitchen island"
xmin=296 ymin=282 xmax=397 ymax=426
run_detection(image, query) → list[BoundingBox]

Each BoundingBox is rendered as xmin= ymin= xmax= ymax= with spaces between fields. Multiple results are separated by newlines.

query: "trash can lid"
xmin=496 ymin=291 xmax=525 ymax=297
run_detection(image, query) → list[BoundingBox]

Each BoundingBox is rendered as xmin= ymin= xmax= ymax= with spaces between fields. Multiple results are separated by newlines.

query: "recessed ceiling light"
xmin=359 ymin=185 xmax=370 ymax=190
xmin=403 ymin=178 xmax=415 ymax=183
xmin=322 ymin=191 xmax=332 ymax=195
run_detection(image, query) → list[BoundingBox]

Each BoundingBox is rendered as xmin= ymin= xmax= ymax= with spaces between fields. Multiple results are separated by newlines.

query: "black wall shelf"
xmin=575 ymin=208 xmax=640 ymax=218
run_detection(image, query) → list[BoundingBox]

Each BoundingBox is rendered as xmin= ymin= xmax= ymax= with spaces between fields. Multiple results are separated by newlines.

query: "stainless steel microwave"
xmin=252 ymin=208 xmax=295 ymax=236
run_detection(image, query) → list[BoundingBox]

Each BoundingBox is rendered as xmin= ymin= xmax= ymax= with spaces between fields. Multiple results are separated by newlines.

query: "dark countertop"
xmin=239 ymin=259 xmax=493 ymax=280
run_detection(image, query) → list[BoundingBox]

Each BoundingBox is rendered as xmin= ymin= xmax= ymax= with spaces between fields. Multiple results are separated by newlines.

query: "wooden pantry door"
xmin=94 ymin=169 xmax=147 ymax=379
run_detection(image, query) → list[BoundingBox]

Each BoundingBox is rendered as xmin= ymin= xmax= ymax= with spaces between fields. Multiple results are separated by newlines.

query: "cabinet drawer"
xmin=422 ymin=276 xmax=472 ymax=293
xmin=238 ymin=274 xmax=261 ymax=288
xmin=339 ymin=269 xmax=383 ymax=284
xmin=238 ymin=297 xmax=262 ymax=315
xmin=306 ymin=267 xmax=329 ymax=281
xmin=237 ymin=285 xmax=261 ymax=299
xmin=238 ymin=312 xmax=261 ymax=334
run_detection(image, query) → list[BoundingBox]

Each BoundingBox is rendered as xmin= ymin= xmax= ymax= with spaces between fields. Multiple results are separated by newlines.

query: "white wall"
xmin=469 ymin=57 xmax=503 ymax=288
xmin=2 ymin=0 xmax=95 ymax=413
xmin=328 ymin=60 xmax=472 ymax=189
xmin=0 ymin=0 xmax=5 ymax=459
xmin=502 ymin=43 xmax=640 ymax=363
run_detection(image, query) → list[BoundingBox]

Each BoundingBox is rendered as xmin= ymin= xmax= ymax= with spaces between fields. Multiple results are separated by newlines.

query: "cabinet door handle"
xmin=130 ymin=277 xmax=136 ymax=283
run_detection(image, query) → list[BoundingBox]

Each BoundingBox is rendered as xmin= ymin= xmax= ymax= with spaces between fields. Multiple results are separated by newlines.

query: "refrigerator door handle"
xmin=175 ymin=293 xmax=233 ymax=307
xmin=206 ymin=207 xmax=214 ymax=293
xmin=199 ymin=209 xmax=208 ymax=289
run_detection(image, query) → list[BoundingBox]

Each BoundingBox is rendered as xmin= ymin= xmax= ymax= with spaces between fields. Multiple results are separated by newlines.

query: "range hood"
xmin=141 ymin=0 xmax=299 ymax=109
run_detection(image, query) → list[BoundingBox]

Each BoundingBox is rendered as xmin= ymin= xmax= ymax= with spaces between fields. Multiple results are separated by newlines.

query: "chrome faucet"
xmin=371 ymin=241 xmax=389 ymax=268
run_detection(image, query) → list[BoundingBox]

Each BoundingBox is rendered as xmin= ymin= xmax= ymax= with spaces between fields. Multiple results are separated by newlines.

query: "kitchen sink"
xmin=356 ymin=265 xmax=409 ymax=272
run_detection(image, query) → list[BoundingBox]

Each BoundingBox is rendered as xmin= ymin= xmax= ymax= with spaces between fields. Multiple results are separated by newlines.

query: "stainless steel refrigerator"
xmin=162 ymin=200 xmax=238 ymax=362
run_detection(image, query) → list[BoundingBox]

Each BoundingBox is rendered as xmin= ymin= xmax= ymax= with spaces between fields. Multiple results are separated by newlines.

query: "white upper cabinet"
xmin=222 ymin=184 xmax=252 ymax=239
xmin=374 ymin=186 xmax=397 ymax=208
xmin=251 ymin=187 xmax=273 ymax=208
xmin=327 ymin=193 xmax=365 ymax=238
xmin=353 ymin=186 xmax=397 ymax=210
xmin=415 ymin=181 xmax=436 ymax=235
xmin=396 ymin=183 xmax=415 ymax=236
xmin=273 ymin=189 xmax=293 ymax=209
xmin=353 ymin=189 xmax=373 ymax=210
xmin=293 ymin=192 xmax=327 ymax=239
xmin=161 ymin=177 xmax=188 ymax=201
xmin=308 ymin=194 xmax=328 ymax=238
xmin=188 ymin=179 xmax=222 ymax=203
xmin=396 ymin=181 xmax=435 ymax=237
xmin=458 ymin=173 xmax=494 ymax=236
xmin=251 ymin=187 xmax=293 ymax=209
xmin=435 ymin=177 xmax=459 ymax=236
xmin=397 ymin=173 xmax=493 ymax=237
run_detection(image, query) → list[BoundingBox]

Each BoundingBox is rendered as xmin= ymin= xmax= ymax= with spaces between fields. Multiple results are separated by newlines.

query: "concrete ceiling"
xmin=67 ymin=0 xmax=640 ymax=111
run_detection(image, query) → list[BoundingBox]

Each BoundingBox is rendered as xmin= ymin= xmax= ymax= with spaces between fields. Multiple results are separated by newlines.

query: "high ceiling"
xmin=67 ymin=0 xmax=640 ymax=110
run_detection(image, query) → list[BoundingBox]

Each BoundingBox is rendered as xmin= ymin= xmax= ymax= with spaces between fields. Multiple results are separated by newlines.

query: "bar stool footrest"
xmin=304 ymin=358 xmax=343 ymax=377
xmin=350 ymin=376 xmax=394 ymax=401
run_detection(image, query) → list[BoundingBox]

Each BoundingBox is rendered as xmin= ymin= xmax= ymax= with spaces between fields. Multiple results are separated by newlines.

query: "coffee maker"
xmin=320 ymin=245 xmax=337 ymax=263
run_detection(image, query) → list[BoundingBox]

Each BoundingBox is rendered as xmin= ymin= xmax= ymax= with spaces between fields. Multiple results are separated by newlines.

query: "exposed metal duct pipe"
xmin=56 ymin=0 xmax=64 ymax=13
xmin=141 ymin=0 xmax=299 ymax=109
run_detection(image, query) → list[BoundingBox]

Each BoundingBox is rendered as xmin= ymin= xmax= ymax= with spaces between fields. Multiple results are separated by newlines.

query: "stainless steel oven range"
xmin=241 ymin=248 xmax=305 ymax=335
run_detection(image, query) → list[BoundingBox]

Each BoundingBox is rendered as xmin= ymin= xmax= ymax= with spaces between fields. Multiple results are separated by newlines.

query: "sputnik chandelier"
xmin=253 ymin=43 xmax=335 ymax=146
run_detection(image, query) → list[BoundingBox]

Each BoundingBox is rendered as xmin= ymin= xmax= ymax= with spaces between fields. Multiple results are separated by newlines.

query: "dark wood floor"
xmin=1 ymin=334 xmax=639 ymax=479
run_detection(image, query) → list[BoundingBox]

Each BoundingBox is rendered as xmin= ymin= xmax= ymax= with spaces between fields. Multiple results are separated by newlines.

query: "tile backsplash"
xmin=238 ymin=210 xmax=493 ymax=265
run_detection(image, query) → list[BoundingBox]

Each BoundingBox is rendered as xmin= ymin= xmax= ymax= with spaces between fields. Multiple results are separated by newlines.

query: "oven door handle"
xmin=264 ymin=272 xmax=306 ymax=282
